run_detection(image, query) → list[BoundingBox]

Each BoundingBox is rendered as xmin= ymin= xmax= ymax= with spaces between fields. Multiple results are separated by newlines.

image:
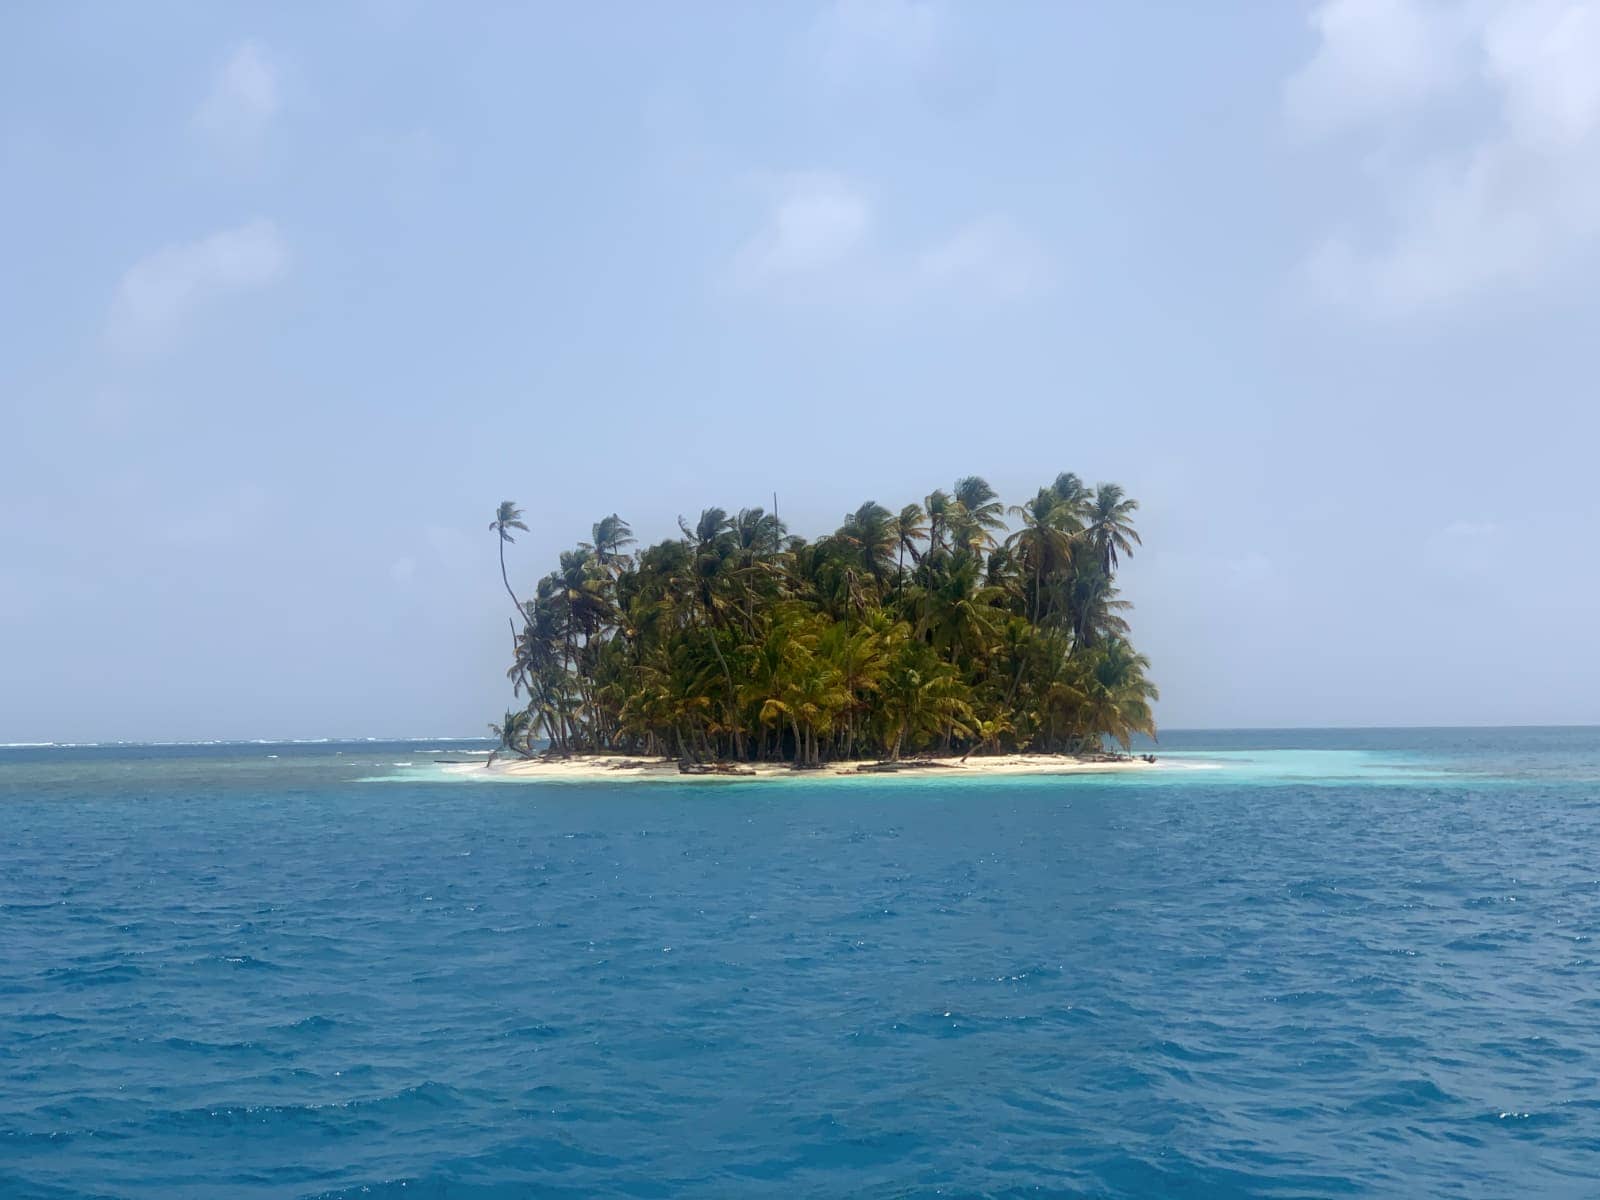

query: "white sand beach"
xmin=441 ymin=752 xmax=1161 ymax=783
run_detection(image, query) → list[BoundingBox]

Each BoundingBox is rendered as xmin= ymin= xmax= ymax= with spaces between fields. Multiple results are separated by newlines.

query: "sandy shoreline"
xmin=440 ymin=752 xmax=1160 ymax=783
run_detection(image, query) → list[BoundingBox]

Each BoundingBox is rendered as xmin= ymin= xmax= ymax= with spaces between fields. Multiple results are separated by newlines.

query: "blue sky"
xmin=4 ymin=1 xmax=1599 ymax=741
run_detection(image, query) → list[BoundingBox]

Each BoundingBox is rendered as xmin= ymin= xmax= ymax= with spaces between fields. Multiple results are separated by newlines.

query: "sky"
xmin=4 ymin=0 xmax=1599 ymax=742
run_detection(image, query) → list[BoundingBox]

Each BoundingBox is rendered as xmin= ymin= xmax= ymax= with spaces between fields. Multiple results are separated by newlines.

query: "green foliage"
xmin=495 ymin=477 xmax=1157 ymax=762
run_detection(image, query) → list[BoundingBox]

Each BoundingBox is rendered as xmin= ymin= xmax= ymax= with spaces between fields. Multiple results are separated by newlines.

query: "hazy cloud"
xmin=1290 ymin=0 xmax=1600 ymax=314
xmin=729 ymin=174 xmax=1049 ymax=307
xmin=729 ymin=173 xmax=872 ymax=287
xmin=194 ymin=41 xmax=280 ymax=148
xmin=1284 ymin=0 xmax=1469 ymax=137
xmin=815 ymin=0 xmax=947 ymax=88
xmin=161 ymin=484 xmax=268 ymax=546
xmin=917 ymin=216 xmax=1052 ymax=301
xmin=107 ymin=220 xmax=288 ymax=353
xmin=1423 ymin=519 xmax=1505 ymax=577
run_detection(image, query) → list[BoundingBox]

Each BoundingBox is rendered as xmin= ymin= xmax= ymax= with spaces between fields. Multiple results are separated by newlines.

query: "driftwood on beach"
xmin=678 ymin=760 xmax=758 ymax=776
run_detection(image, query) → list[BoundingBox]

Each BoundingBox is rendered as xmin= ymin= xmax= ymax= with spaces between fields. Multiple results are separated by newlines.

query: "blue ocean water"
xmin=3 ymin=728 xmax=1599 ymax=1199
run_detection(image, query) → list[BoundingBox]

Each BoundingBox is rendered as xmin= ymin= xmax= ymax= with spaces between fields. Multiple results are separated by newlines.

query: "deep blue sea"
xmin=4 ymin=728 xmax=1600 ymax=1199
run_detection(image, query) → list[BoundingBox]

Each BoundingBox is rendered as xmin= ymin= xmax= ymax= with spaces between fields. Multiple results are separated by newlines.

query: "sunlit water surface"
xmin=3 ymin=728 xmax=1599 ymax=1198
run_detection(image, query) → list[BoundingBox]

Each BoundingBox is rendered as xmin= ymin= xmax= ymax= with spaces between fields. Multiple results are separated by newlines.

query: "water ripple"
xmin=4 ymin=731 xmax=1600 ymax=1197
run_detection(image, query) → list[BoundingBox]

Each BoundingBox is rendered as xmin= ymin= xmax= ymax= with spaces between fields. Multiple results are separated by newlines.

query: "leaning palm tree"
xmin=487 ymin=708 xmax=535 ymax=765
xmin=489 ymin=501 xmax=529 ymax=615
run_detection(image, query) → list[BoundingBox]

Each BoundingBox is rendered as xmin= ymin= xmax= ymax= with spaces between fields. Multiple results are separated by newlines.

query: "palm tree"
xmin=679 ymin=508 xmax=745 ymax=759
xmin=489 ymin=501 xmax=529 ymax=615
xmin=892 ymin=503 xmax=928 ymax=591
xmin=733 ymin=506 xmax=787 ymax=558
xmin=1006 ymin=487 xmax=1079 ymax=625
xmin=487 ymin=708 xmax=535 ymax=765
xmin=1085 ymin=483 xmax=1141 ymax=575
xmin=1064 ymin=557 xmax=1131 ymax=649
xmin=819 ymin=610 xmax=893 ymax=757
xmin=839 ymin=501 xmax=898 ymax=590
xmin=951 ymin=475 xmax=1006 ymax=552
xmin=1051 ymin=473 xmax=1092 ymax=521
xmin=1073 ymin=639 xmax=1158 ymax=748
xmin=917 ymin=550 xmax=1006 ymax=668
xmin=880 ymin=640 xmax=975 ymax=760
xmin=582 ymin=514 xmax=636 ymax=573
xmin=924 ymin=489 xmax=954 ymax=558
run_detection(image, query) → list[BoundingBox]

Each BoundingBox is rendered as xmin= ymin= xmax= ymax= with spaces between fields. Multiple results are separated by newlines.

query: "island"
xmin=482 ymin=474 xmax=1158 ymax=778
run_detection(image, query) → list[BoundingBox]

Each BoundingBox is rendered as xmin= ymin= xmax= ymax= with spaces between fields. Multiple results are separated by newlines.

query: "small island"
xmin=483 ymin=474 xmax=1158 ymax=778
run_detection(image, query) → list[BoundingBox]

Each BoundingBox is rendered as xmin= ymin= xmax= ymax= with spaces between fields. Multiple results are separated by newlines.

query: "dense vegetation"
xmin=489 ymin=474 xmax=1157 ymax=765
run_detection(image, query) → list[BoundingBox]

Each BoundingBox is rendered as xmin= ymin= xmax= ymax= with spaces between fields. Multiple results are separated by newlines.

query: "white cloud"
xmin=816 ymin=0 xmax=947 ymax=89
xmin=107 ymin=220 xmax=288 ymax=353
xmin=728 ymin=173 xmax=1049 ymax=308
xmin=729 ymin=173 xmax=872 ymax=287
xmin=194 ymin=41 xmax=280 ymax=147
xmin=1289 ymin=0 xmax=1600 ymax=314
xmin=1284 ymin=0 xmax=1469 ymax=137
xmin=917 ymin=216 xmax=1052 ymax=301
xmin=1485 ymin=1 xmax=1600 ymax=148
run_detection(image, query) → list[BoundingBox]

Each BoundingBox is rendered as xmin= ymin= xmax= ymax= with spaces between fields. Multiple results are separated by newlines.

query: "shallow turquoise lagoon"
xmin=3 ymin=729 xmax=1598 ymax=1197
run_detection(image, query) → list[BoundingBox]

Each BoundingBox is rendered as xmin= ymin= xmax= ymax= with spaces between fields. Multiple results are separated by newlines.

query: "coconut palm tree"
xmin=951 ymin=475 xmax=1006 ymax=552
xmin=1006 ymin=487 xmax=1079 ymax=625
xmin=1051 ymin=473 xmax=1092 ymax=521
xmin=892 ymin=503 xmax=928 ymax=590
xmin=489 ymin=501 xmax=529 ymax=615
xmin=582 ymin=514 xmax=636 ymax=573
xmin=679 ymin=507 xmax=746 ymax=759
xmin=924 ymin=489 xmax=954 ymax=558
xmin=839 ymin=501 xmax=898 ymax=590
xmin=1073 ymin=639 xmax=1158 ymax=748
xmin=880 ymin=640 xmax=975 ymax=760
xmin=1086 ymin=483 xmax=1141 ymax=576
xmin=487 ymin=708 xmax=535 ymax=765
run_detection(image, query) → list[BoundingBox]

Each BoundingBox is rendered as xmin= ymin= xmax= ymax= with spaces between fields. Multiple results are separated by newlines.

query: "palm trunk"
xmin=498 ymin=538 xmax=522 ymax=617
xmin=509 ymin=618 xmax=534 ymax=704
xmin=697 ymin=606 xmax=745 ymax=761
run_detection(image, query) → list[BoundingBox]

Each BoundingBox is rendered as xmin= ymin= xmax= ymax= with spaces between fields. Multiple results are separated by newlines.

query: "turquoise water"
xmin=3 ymin=729 xmax=1599 ymax=1197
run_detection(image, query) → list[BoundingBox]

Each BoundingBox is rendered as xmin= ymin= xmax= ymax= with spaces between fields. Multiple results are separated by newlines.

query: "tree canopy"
xmin=491 ymin=475 xmax=1157 ymax=765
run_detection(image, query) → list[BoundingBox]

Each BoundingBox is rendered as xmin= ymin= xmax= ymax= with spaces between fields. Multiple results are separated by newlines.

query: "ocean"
xmin=3 ymin=728 xmax=1598 ymax=1198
